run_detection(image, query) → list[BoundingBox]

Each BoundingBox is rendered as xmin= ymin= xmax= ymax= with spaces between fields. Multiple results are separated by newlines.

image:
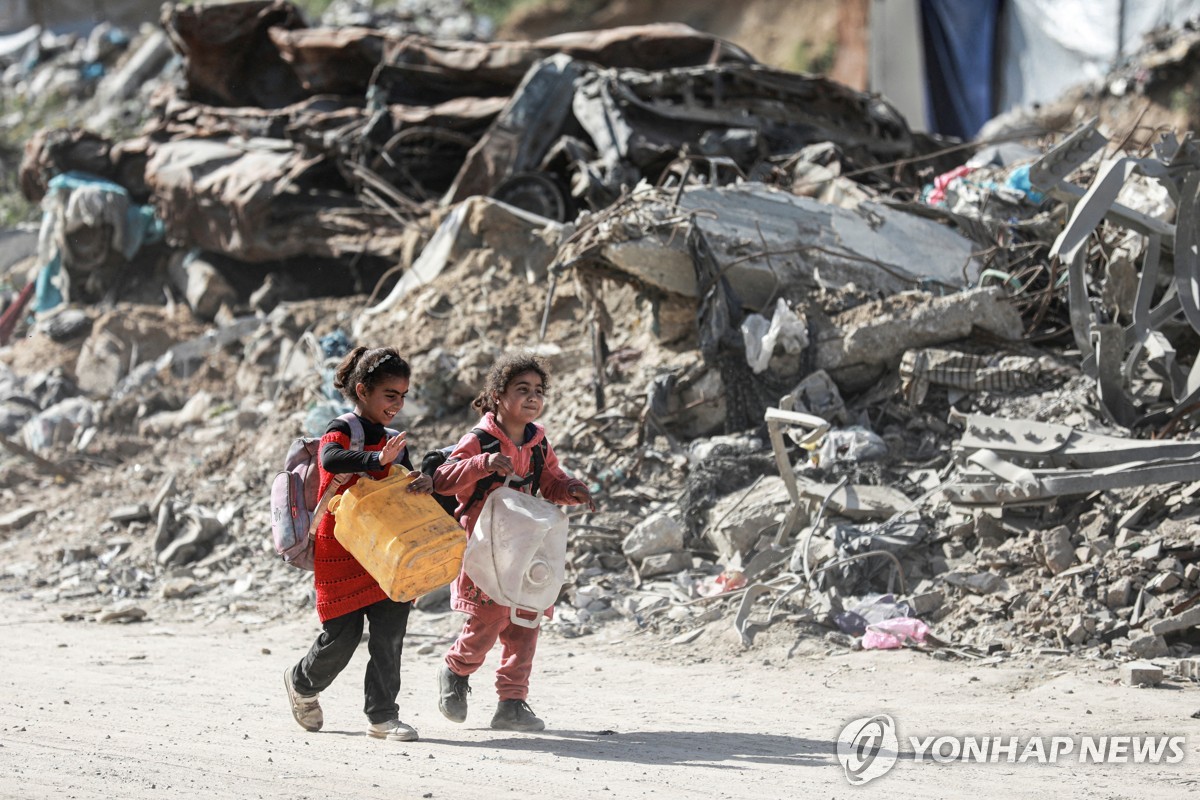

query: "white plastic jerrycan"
xmin=463 ymin=480 xmax=568 ymax=628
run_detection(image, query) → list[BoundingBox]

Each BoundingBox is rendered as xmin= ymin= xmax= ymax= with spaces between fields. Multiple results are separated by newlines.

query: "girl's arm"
xmin=319 ymin=431 xmax=381 ymax=474
xmin=432 ymin=432 xmax=493 ymax=493
xmin=539 ymin=442 xmax=590 ymax=506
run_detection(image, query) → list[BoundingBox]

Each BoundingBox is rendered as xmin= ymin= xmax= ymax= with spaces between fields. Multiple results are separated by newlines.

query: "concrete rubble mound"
xmin=1 ymin=1 xmax=1199 ymax=685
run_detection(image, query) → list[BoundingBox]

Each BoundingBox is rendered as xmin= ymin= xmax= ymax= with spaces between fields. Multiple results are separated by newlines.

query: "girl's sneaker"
xmin=367 ymin=719 xmax=419 ymax=741
xmin=437 ymin=665 xmax=470 ymax=722
xmin=490 ymin=700 xmax=545 ymax=732
xmin=284 ymin=668 xmax=323 ymax=732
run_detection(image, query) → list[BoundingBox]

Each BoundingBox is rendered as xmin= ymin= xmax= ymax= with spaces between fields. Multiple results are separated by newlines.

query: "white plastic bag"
xmin=740 ymin=298 xmax=808 ymax=374
xmin=463 ymin=485 xmax=568 ymax=628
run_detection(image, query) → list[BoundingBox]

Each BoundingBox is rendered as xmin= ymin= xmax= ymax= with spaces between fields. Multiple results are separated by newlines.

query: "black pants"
xmin=290 ymin=597 xmax=412 ymax=724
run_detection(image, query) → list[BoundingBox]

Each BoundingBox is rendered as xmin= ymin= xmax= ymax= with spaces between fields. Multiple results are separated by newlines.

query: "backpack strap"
xmin=342 ymin=412 xmax=365 ymax=453
xmin=309 ymin=413 xmax=373 ymax=534
xmin=463 ymin=428 xmax=549 ymax=512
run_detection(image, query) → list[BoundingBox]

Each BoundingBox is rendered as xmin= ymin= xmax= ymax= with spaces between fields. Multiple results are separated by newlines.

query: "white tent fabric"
xmin=997 ymin=0 xmax=1200 ymax=113
xmin=869 ymin=0 xmax=929 ymax=133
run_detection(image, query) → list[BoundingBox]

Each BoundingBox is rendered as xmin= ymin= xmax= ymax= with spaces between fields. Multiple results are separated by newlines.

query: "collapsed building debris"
xmin=2 ymin=1 xmax=1200 ymax=684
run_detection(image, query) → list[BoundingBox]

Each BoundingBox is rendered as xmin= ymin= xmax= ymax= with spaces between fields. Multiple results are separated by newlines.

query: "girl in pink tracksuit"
xmin=433 ymin=353 xmax=592 ymax=732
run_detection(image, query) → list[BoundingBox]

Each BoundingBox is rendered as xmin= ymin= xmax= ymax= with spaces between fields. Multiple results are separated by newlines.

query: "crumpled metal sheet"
xmin=1037 ymin=120 xmax=1200 ymax=428
xmin=268 ymin=25 xmax=387 ymax=96
xmin=20 ymin=128 xmax=115 ymax=202
xmin=144 ymin=137 xmax=407 ymax=262
xmin=161 ymin=0 xmax=308 ymax=109
xmin=945 ymin=412 xmax=1200 ymax=505
xmin=374 ymin=23 xmax=755 ymax=106
xmin=445 ymin=54 xmax=584 ymax=207
xmin=571 ymin=63 xmax=918 ymax=172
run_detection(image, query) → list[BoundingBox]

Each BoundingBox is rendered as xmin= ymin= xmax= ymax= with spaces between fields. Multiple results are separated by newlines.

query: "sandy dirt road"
xmin=2 ymin=597 xmax=1198 ymax=800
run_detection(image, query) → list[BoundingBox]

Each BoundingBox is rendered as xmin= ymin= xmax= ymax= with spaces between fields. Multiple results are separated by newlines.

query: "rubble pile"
xmin=1 ymin=1 xmax=1199 ymax=680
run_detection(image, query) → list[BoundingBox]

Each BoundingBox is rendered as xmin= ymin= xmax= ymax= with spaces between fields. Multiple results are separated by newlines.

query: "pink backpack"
xmin=270 ymin=413 xmax=366 ymax=571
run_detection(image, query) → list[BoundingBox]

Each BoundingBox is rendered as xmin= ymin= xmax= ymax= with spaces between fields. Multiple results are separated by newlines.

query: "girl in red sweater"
xmin=284 ymin=346 xmax=433 ymax=742
xmin=433 ymin=353 xmax=593 ymax=732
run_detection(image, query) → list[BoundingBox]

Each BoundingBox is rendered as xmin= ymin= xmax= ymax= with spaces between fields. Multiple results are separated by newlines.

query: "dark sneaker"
xmin=367 ymin=719 xmax=419 ymax=741
xmin=438 ymin=665 xmax=470 ymax=723
xmin=490 ymin=699 xmax=545 ymax=732
xmin=284 ymin=667 xmax=323 ymax=732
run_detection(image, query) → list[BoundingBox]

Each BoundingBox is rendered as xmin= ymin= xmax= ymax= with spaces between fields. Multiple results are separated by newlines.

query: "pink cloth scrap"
xmin=862 ymin=617 xmax=930 ymax=650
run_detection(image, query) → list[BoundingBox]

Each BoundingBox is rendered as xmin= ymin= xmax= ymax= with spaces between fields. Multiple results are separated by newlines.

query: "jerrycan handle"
xmin=510 ymin=605 xmax=543 ymax=629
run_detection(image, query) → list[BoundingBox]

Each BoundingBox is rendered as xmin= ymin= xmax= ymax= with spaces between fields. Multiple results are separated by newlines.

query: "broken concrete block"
xmin=1146 ymin=571 xmax=1181 ymax=594
xmin=1132 ymin=540 xmax=1164 ymax=561
xmin=704 ymin=477 xmax=789 ymax=562
xmin=0 ymin=506 xmax=42 ymax=531
xmin=1105 ymin=577 xmax=1134 ymax=609
xmin=639 ymin=550 xmax=692 ymax=578
xmin=1121 ymin=661 xmax=1164 ymax=687
xmin=794 ymin=477 xmax=911 ymax=520
xmin=1158 ymin=556 xmax=1183 ymax=574
xmin=160 ymin=576 xmax=200 ymax=600
xmin=973 ymin=513 xmax=1012 ymax=549
xmin=946 ymin=571 xmax=1008 ymax=595
xmin=1128 ymin=633 xmax=1169 ymax=659
xmin=814 ymin=287 xmax=1024 ymax=391
xmin=1066 ymin=615 xmax=1088 ymax=645
xmin=622 ymin=513 xmax=686 ymax=562
xmin=906 ymin=590 xmax=944 ymax=616
xmin=1187 ymin=564 xmax=1200 ymax=586
xmin=1176 ymin=657 xmax=1200 ymax=680
xmin=1149 ymin=606 xmax=1200 ymax=636
xmin=1041 ymin=525 xmax=1076 ymax=574
xmin=109 ymin=504 xmax=150 ymax=523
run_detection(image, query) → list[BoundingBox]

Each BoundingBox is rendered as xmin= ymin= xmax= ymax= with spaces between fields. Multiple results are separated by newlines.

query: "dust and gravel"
xmin=3 ymin=596 xmax=1197 ymax=800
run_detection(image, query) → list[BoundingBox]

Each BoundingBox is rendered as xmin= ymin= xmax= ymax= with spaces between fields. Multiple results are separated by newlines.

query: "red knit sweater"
xmin=312 ymin=427 xmax=391 ymax=622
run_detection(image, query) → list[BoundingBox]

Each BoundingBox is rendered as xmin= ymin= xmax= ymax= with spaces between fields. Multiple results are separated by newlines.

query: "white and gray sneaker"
xmin=284 ymin=668 xmax=323 ymax=732
xmin=367 ymin=719 xmax=419 ymax=742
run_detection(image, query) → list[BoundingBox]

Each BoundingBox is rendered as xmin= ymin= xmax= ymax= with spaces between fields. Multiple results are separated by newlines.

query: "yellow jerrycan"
xmin=326 ymin=467 xmax=465 ymax=602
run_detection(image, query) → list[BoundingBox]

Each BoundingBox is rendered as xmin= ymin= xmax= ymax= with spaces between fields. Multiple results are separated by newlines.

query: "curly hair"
xmin=472 ymin=353 xmax=550 ymax=415
xmin=333 ymin=346 xmax=411 ymax=403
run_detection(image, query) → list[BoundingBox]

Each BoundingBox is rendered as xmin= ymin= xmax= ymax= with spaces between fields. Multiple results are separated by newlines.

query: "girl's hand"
xmin=568 ymin=483 xmax=595 ymax=511
xmin=407 ymin=471 xmax=433 ymax=494
xmin=379 ymin=432 xmax=407 ymax=467
xmin=486 ymin=453 xmax=514 ymax=476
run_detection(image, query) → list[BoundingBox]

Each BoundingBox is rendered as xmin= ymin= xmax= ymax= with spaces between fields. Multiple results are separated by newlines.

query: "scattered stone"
xmin=669 ymin=629 xmax=704 ymax=645
xmin=907 ymin=590 xmax=944 ymax=616
xmin=1145 ymin=571 xmax=1181 ymax=594
xmin=1176 ymin=657 xmax=1200 ymax=680
xmin=1041 ymin=526 xmax=1076 ymax=574
xmin=96 ymin=604 xmax=147 ymax=624
xmin=622 ymin=513 xmax=685 ymax=562
xmin=1121 ymin=661 xmax=1164 ymax=687
xmin=1149 ymin=606 xmax=1200 ymax=636
xmin=1105 ymin=577 xmax=1134 ymax=610
xmin=946 ymin=571 xmax=1008 ymax=595
xmin=109 ymin=504 xmax=150 ymax=523
xmin=0 ymin=506 xmax=42 ymax=531
xmin=160 ymin=576 xmax=200 ymax=599
xmin=1132 ymin=540 xmax=1164 ymax=562
xmin=1065 ymin=615 xmax=1088 ymax=645
xmin=1127 ymin=633 xmax=1169 ymax=659
xmin=639 ymin=550 xmax=692 ymax=578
